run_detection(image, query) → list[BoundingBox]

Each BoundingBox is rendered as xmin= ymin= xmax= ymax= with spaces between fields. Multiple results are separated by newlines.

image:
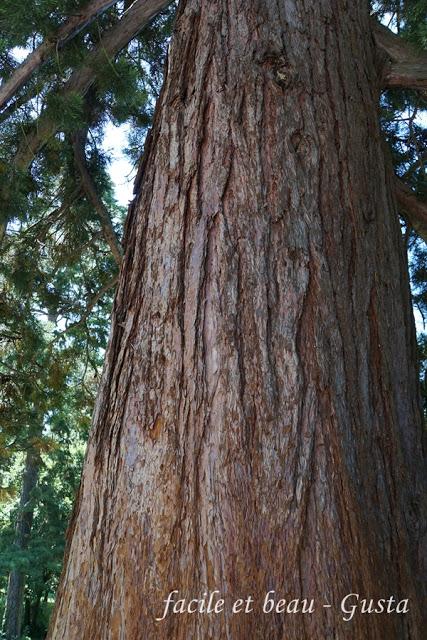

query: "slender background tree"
xmin=0 ymin=1 xmax=175 ymax=638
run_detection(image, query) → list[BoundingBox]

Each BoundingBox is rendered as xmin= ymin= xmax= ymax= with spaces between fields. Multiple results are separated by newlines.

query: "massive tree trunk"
xmin=48 ymin=1 xmax=426 ymax=638
xmin=2 ymin=450 xmax=40 ymax=640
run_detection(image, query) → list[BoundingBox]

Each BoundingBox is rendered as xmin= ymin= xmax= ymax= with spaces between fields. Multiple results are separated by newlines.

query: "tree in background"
xmin=0 ymin=0 xmax=425 ymax=639
xmin=0 ymin=1 xmax=175 ymax=638
xmin=0 ymin=269 xmax=108 ymax=639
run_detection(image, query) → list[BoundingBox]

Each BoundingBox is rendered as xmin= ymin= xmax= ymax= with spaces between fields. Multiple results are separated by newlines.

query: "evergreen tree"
xmin=0 ymin=0 xmax=425 ymax=638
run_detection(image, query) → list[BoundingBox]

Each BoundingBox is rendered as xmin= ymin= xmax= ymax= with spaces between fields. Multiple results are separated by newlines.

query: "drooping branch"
xmin=394 ymin=176 xmax=427 ymax=244
xmin=373 ymin=20 xmax=427 ymax=90
xmin=72 ymin=130 xmax=123 ymax=265
xmin=14 ymin=0 xmax=173 ymax=169
xmin=401 ymin=153 xmax=427 ymax=181
xmin=65 ymin=274 xmax=119 ymax=332
xmin=0 ymin=0 xmax=119 ymax=112
xmin=0 ymin=85 xmax=41 ymax=125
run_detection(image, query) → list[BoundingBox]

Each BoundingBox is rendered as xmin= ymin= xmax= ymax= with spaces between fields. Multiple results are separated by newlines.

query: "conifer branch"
xmin=394 ymin=177 xmax=427 ymax=244
xmin=14 ymin=0 xmax=173 ymax=169
xmin=0 ymin=0 xmax=119 ymax=112
xmin=72 ymin=131 xmax=123 ymax=265
xmin=373 ymin=20 xmax=427 ymax=90
xmin=65 ymin=274 xmax=119 ymax=332
xmin=0 ymin=86 xmax=41 ymax=124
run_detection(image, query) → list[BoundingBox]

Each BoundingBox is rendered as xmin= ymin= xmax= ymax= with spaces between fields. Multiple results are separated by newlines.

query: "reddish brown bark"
xmin=48 ymin=1 xmax=426 ymax=638
xmin=372 ymin=20 xmax=427 ymax=90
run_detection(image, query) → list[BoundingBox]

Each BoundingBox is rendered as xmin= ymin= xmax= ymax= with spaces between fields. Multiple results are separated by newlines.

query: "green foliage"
xmin=0 ymin=1 xmax=175 ymax=637
xmin=399 ymin=0 xmax=427 ymax=45
xmin=44 ymin=92 xmax=85 ymax=132
xmin=0 ymin=0 xmax=91 ymax=51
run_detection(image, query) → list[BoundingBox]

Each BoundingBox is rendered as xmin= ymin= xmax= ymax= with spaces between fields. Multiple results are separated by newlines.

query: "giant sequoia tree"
xmin=7 ymin=0 xmax=427 ymax=638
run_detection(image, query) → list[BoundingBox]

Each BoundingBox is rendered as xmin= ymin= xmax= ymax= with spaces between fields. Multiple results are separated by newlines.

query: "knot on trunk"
xmin=259 ymin=53 xmax=297 ymax=89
